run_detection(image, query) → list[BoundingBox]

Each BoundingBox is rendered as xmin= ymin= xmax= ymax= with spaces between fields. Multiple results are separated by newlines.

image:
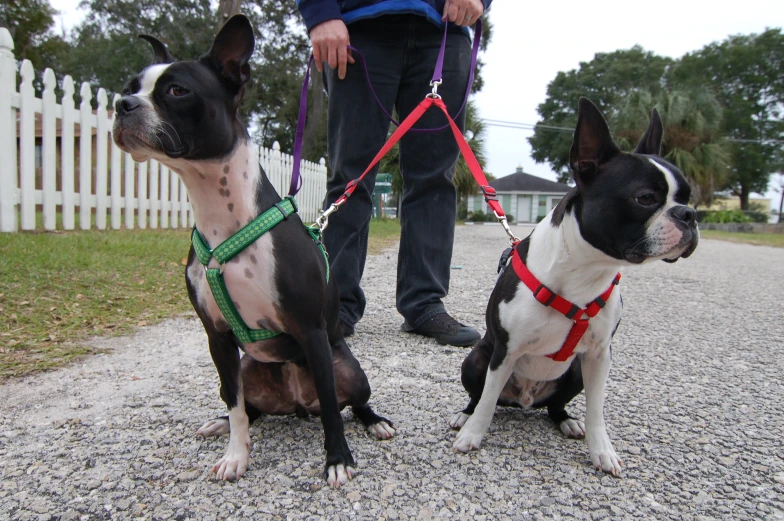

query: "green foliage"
xmin=699 ymin=209 xmax=752 ymax=223
xmin=527 ymin=46 xmax=673 ymax=183
xmin=668 ymin=28 xmax=784 ymax=209
xmin=467 ymin=210 xmax=488 ymax=222
xmin=612 ymin=88 xmax=730 ymax=207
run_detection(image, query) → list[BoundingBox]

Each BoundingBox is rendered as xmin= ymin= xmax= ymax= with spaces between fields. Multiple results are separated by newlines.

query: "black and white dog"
xmin=450 ymin=98 xmax=699 ymax=475
xmin=112 ymin=15 xmax=393 ymax=488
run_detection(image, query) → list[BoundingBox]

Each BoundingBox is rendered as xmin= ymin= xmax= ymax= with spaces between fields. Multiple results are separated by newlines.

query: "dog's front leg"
xmin=299 ymin=328 xmax=355 ymax=488
xmin=581 ymin=347 xmax=622 ymax=475
xmin=204 ymin=331 xmax=250 ymax=481
xmin=453 ymin=347 xmax=515 ymax=453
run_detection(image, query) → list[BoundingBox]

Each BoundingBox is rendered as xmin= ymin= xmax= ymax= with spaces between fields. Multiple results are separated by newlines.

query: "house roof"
xmin=489 ymin=168 xmax=570 ymax=193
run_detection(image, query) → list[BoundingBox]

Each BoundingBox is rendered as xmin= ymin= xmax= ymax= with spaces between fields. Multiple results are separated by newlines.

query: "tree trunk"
xmin=739 ymin=184 xmax=750 ymax=211
xmin=217 ymin=0 xmax=243 ymax=29
xmin=778 ymin=188 xmax=783 ymax=223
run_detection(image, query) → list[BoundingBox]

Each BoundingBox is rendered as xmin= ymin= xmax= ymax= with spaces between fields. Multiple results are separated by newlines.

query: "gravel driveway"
xmin=2 ymin=224 xmax=783 ymax=521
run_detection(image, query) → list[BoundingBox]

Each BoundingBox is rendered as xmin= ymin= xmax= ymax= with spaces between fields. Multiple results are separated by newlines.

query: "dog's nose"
xmin=115 ymin=96 xmax=140 ymax=116
xmin=670 ymin=205 xmax=697 ymax=226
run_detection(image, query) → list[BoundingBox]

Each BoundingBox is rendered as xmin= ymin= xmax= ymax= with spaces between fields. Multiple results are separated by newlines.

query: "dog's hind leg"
xmin=332 ymin=339 xmax=395 ymax=440
xmin=450 ymin=336 xmax=492 ymax=429
xmin=543 ymin=357 xmax=585 ymax=439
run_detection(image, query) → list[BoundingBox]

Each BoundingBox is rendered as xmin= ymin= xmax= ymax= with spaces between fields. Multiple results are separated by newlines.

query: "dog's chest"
xmin=499 ymin=286 xmax=622 ymax=381
xmin=188 ymin=233 xmax=284 ymax=335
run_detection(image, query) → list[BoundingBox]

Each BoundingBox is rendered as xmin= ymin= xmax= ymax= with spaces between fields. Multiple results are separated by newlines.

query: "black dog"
xmin=451 ymin=98 xmax=699 ymax=475
xmin=112 ymin=15 xmax=393 ymax=487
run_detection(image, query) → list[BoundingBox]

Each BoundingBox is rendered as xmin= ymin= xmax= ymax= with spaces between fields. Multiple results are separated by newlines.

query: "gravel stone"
xmin=1 ymin=225 xmax=783 ymax=520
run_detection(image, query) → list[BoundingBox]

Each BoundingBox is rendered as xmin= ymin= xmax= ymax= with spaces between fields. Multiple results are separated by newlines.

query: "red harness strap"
xmin=511 ymin=248 xmax=621 ymax=362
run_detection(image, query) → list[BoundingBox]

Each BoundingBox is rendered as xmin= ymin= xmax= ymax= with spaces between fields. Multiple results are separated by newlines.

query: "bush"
xmin=698 ymin=209 xmax=751 ymax=223
xmin=457 ymin=200 xmax=468 ymax=221
xmin=468 ymin=210 xmax=487 ymax=222
xmin=744 ymin=211 xmax=769 ymax=223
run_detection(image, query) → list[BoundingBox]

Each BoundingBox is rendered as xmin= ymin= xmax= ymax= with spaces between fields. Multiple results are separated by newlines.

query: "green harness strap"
xmin=191 ymin=196 xmax=330 ymax=344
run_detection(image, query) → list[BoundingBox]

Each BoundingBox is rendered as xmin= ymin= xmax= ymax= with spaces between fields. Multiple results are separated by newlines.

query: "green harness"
xmin=191 ymin=196 xmax=329 ymax=344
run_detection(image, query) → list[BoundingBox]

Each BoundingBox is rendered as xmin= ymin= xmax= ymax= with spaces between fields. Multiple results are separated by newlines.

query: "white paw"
xmin=453 ymin=427 xmax=484 ymax=453
xmin=368 ymin=421 xmax=395 ymax=440
xmin=560 ymin=418 xmax=585 ymax=439
xmin=197 ymin=417 xmax=229 ymax=437
xmin=211 ymin=439 xmax=250 ymax=481
xmin=587 ymin=435 xmax=623 ymax=476
xmin=449 ymin=411 xmax=470 ymax=429
xmin=326 ymin=463 xmax=355 ymax=489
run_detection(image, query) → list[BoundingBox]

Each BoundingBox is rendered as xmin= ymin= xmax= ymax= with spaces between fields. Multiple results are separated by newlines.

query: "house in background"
xmin=467 ymin=166 xmax=570 ymax=223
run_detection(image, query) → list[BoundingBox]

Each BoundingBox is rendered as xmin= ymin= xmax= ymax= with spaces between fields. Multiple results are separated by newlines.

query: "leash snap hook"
xmin=316 ymin=203 xmax=340 ymax=232
xmin=493 ymin=211 xmax=521 ymax=245
xmin=428 ymin=79 xmax=442 ymax=99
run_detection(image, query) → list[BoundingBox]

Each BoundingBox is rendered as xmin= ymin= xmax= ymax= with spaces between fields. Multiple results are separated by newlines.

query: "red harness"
xmin=511 ymin=247 xmax=621 ymax=362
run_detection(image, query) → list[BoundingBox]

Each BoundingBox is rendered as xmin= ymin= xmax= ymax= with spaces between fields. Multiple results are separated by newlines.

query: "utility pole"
xmin=218 ymin=0 xmax=243 ymax=28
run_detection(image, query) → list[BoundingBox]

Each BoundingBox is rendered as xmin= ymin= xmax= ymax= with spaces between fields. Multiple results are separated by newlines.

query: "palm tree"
xmin=613 ymin=89 xmax=729 ymax=207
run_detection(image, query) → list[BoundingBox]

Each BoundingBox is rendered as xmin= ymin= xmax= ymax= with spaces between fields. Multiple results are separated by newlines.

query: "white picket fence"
xmin=0 ymin=28 xmax=327 ymax=233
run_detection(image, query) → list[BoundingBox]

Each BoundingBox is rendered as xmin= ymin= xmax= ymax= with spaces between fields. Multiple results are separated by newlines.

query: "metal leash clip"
xmin=494 ymin=210 xmax=521 ymax=245
xmin=316 ymin=202 xmax=341 ymax=232
xmin=428 ymin=79 xmax=442 ymax=99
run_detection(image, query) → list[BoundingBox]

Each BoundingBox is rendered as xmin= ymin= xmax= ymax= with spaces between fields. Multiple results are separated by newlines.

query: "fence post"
xmin=19 ymin=60 xmax=36 ymax=230
xmin=61 ymin=76 xmax=76 ymax=230
xmin=42 ymin=68 xmax=57 ymax=230
xmin=137 ymin=161 xmax=147 ymax=229
xmin=149 ymin=160 xmax=159 ymax=229
xmin=0 ymin=28 xmax=17 ymax=232
xmin=95 ymin=88 xmax=109 ymax=229
xmin=110 ymin=93 xmax=122 ymax=229
xmin=79 ymin=82 xmax=93 ymax=230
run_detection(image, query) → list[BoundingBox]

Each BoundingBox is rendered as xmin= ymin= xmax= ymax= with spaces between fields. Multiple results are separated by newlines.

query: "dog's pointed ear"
xmin=633 ymin=107 xmax=663 ymax=155
xmin=138 ymin=35 xmax=176 ymax=65
xmin=569 ymin=97 xmax=619 ymax=183
xmin=201 ymin=14 xmax=255 ymax=88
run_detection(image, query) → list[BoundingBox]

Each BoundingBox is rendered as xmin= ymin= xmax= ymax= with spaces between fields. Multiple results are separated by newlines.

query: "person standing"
xmin=296 ymin=0 xmax=489 ymax=347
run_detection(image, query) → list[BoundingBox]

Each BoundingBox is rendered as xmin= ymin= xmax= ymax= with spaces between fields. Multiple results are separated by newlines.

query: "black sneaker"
xmin=340 ymin=320 xmax=355 ymax=338
xmin=401 ymin=313 xmax=481 ymax=347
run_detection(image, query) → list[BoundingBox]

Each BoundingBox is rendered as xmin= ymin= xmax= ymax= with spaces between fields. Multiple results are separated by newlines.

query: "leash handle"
xmin=289 ymin=19 xmax=483 ymax=196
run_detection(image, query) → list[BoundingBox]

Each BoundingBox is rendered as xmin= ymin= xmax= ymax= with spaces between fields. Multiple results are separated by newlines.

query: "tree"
xmin=0 ymin=0 xmax=69 ymax=88
xmin=613 ymin=89 xmax=729 ymax=207
xmin=669 ymin=29 xmax=784 ymax=209
xmin=528 ymin=47 xmax=673 ymax=183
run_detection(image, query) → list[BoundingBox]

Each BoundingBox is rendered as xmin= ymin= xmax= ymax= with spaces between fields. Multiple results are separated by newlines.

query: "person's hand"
xmin=442 ymin=0 xmax=484 ymax=27
xmin=309 ymin=19 xmax=355 ymax=80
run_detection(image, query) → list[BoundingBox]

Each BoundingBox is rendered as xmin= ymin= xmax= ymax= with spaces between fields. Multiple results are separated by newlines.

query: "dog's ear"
xmin=201 ymin=14 xmax=255 ymax=88
xmin=569 ymin=97 xmax=619 ymax=183
xmin=633 ymin=107 xmax=664 ymax=155
xmin=138 ymin=35 xmax=176 ymax=65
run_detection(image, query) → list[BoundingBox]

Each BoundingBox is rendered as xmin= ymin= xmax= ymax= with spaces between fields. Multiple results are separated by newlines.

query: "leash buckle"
xmin=316 ymin=203 xmax=340 ymax=232
xmin=497 ymin=247 xmax=513 ymax=274
xmin=533 ymin=283 xmax=556 ymax=307
xmin=428 ymin=79 xmax=442 ymax=99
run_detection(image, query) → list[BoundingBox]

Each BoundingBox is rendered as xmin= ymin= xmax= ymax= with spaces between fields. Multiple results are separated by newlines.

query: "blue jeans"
xmin=322 ymin=15 xmax=471 ymax=329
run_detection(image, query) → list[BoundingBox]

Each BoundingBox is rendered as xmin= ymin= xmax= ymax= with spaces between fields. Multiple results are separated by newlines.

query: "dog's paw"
xmin=326 ymin=463 xmax=355 ymax=489
xmin=449 ymin=411 xmax=470 ymax=430
xmin=211 ymin=433 xmax=250 ymax=481
xmin=559 ymin=418 xmax=585 ymax=439
xmin=197 ymin=417 xmax=229 ymax=437
xmin=453 ymin=428 xmax=484 ymax=453
xmin=368 ymin=421 xmax=395 ymax=440
xmin=587 ymin=436 xmax=623 ymax=476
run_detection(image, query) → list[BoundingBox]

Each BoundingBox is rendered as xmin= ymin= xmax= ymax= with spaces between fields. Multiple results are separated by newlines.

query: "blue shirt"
xmin=296 ymin=0 xmax=492 ymax=33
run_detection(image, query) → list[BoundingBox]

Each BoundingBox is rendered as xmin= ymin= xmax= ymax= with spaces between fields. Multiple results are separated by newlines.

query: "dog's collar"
xmin=192 ymin=196 xmax=329 ymax=344
xmin=510 ymin=246 xmax=620 ymax=362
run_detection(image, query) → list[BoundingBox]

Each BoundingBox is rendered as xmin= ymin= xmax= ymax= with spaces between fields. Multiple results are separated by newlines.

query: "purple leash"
xmin=288 ymin=19 xmax=483 ymax=197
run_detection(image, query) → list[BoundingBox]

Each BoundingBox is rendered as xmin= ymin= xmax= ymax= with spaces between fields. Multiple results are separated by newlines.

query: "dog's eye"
xmin=168 ymin=85 xmax=189 ymax=97
xmin=635 ymin=193 xmax=657 ymax=206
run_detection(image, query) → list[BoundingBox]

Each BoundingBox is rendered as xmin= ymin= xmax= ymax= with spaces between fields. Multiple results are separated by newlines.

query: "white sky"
xmin=50 ymin=0 xmax=784 ymax=208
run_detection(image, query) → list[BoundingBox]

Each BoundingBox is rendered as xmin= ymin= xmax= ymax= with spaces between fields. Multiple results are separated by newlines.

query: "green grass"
xmin=367 ymin=218 xmax=401 ymax=254
xmin=700 ymin=229 xmax=784 ymax=248
xmin=0 ymin=218 xmax=402 ymax=379
xmin=0 ymin=228 xmax=193 ymax=379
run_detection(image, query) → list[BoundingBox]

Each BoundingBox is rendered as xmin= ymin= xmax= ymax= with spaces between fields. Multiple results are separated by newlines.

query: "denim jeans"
xmin=322 ymin=14 xmax=471 ymax=329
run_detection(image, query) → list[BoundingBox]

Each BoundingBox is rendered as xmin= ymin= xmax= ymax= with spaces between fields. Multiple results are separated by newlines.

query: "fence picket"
xmin=0 ymin=29 xmax=327 ymax=234
xmin=61 ymin=76 xmax=76 ymax=230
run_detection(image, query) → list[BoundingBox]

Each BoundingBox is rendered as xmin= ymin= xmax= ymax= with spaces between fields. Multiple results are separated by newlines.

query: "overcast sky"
xmin=50 ymin=0 xmax=783 ymax=207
